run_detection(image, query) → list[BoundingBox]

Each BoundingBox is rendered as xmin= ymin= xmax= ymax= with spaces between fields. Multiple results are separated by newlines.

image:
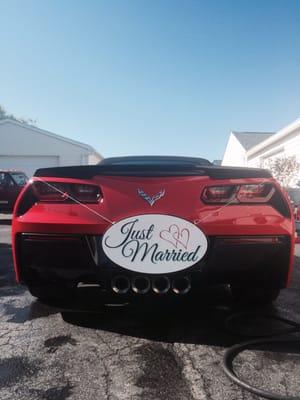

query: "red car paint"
xmin=0 ymin=170 xmax=28 ymax=213
xmin=11 ymin=157 xmax=295 ymax=303
xmin=285 ymin=188 xmax=300 ymax=243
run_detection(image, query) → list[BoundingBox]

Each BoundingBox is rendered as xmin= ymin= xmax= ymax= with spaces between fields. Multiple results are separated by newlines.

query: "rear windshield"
xmin=10 ymin=172 xmax=28 ymax=186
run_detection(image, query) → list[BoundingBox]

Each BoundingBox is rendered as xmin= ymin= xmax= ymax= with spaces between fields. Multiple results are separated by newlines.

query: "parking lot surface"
xmin=1 ymin=214 xmax=300 ymax=400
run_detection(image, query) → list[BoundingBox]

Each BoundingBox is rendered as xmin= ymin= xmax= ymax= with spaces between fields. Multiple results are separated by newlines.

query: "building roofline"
xmin=0 ymin=119 xmax=102 ymax=159
xmin=232 ymin=131 xmax=275 ymax=150
xmin=0 ymin=169 xmax=26 ymax=173
xmin=246 ymin=118 xmax=300 ymax=157
xmin=232 ymin=131 xmax=274 ymax=135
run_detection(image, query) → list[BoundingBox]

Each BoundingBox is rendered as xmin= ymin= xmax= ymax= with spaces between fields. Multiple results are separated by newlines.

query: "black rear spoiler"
xmin=34 ymin=165 xmax=272 ymax=180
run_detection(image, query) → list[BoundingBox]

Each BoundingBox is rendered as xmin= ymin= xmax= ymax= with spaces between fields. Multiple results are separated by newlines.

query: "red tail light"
xmin=202 ymin=185 xmax=238 ymax=203
xmin=72 ymin=184 xmax=101 ymax=203
xmin=32 ymin=181 xmax=102 ymax=203
xmin=202 ymin=183 xmax=275 ymax=204
xmin=237 ymin=184 xmax=275 ymax=203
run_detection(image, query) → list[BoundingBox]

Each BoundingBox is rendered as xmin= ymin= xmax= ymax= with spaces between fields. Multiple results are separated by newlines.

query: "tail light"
xmin=202 ymin=185 xmax=238 ymax=203
xmin=202 ymin=183 xmax=275 ymax=204
xmin=32 ymin=181 xmax=102 ymax=203
xmin=237 ymin=183 xmax=275 ymax=203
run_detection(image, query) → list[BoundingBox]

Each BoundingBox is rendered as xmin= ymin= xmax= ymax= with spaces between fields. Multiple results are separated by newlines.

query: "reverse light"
xmin=202 ymin=183 xmax=275 ymax=204
xmin=32 ymin=181 xmax=101 ymax=203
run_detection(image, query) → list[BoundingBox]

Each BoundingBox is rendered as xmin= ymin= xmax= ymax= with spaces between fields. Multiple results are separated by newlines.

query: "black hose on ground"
xmin=223 ymin=313 xmax=300 ymax=400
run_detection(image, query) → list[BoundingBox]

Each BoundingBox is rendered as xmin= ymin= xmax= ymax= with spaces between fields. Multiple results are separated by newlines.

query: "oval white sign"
xmin=102 ymin=214 xmax=208 ymax=274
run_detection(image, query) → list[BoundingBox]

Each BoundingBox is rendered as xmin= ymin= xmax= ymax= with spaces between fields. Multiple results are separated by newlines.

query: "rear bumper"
xmin=15 ymin=233 xmax=292 ymax=291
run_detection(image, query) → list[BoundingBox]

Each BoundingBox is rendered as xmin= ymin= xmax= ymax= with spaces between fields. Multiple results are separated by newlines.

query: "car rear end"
xmin=12 ymin=157 xmax=295 ymax=304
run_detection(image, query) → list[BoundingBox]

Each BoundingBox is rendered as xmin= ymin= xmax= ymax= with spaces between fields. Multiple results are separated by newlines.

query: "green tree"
xmin=0 ymin=105 xmax=36 ymax=125
xmin=266 ymin=155 xmax=300 ymax=188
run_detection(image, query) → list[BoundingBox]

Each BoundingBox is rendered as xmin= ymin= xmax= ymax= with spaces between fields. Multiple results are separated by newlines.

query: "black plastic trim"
xmin=18 ymin=233 xmax=291 ymax=290
xmin=34 ymin=164 xmax=272 ymax=180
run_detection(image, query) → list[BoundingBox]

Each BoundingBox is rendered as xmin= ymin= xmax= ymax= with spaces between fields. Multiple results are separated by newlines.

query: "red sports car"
xmin=0 ymin=170 xmax=28 ymax=213
xmin=12 ymin=156 xmax=295 ymax=305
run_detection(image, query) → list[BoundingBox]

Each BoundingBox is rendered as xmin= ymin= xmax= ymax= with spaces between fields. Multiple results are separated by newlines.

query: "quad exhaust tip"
xmin=111 ymin=275 xmax=130 ymax=294
xmin=132 ymin=276 xmax=151 ymax=294
xmin=111 ymin=275 xmax=191 ymax=295
xmin=172 ymin=276 xmax=191 ymax=295
xmin=152 ymin=276 xmax=171 ymax=294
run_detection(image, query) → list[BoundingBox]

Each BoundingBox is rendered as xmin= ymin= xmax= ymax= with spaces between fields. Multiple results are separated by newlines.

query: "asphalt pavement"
xmin=0 ymin=214 xmax=300 ymax=400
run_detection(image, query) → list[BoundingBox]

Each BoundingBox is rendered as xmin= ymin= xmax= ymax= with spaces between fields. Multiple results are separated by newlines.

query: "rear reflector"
xmin=22 ymin=234 xmax=82 ymax=242
xmin=217 ymin=236 xmax=283 ymax=245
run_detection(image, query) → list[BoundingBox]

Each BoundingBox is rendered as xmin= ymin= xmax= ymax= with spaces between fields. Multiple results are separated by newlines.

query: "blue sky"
xmin=1 ymin=0 xmax=300 ymax=161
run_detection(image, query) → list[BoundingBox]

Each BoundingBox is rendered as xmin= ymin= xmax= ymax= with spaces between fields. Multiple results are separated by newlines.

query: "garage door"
xmin=0 ymin=156 xmax=59 ymax=178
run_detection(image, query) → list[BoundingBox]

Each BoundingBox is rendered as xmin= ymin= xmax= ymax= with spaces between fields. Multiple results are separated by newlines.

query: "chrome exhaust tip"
xmin=152 ymin=276 xmax=171 ymax=294
xmin=111 ymin=275 xmax=130 ymax=294
xmin=132 ymin=276 xmax=151 ymax=294
xmin=172 ymin=276 xmax=191 ymax=295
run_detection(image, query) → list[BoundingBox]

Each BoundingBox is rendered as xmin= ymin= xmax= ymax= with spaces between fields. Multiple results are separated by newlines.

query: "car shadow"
xmin=59 ymin=287 xmax=300 ymax=354
xmin=59 ymin=259 xmax=300 ymax=344
xmin=0 ymin=243 xmax=18 ymax=289
xmin=61 ymin=299 xmax=233 ymax=346
xmin=60 ymin=259 xmax=300 ymax=351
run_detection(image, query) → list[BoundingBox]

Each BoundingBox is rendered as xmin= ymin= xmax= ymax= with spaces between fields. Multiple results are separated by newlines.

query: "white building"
xmin=247 ymin=119 xmax=300 ymax=168
xmin=222 ymin=131 xmax=274 ymax=167
xmin=222 ymin=118 xmax=300 ymax=169
xmin=0 ymin=119 xmax=102 ymax=177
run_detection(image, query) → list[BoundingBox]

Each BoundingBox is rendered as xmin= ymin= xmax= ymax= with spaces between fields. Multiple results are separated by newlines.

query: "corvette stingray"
xmin=12 ymin=156 xmax=295 ymax=305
